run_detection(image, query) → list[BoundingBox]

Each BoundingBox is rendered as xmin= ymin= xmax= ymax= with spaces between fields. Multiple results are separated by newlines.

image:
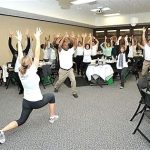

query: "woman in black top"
xmin=8 ymin=30 xmax=30 ymax=94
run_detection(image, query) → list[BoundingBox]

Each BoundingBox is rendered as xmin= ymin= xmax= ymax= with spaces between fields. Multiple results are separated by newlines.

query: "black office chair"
xmin=0 ymin=66 xmax=3 ymax=85
xmin=5 ymin=62 xmax=16 ymax=89
xmin=132 ymin=89 xmax=150 ymax=143
xmin=130 ymin=78 xmax=148 ymax=121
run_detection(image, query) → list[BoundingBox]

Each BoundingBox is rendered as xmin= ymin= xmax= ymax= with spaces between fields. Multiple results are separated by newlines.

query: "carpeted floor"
xmin=0 ymin=76 xmax=150 ymax=150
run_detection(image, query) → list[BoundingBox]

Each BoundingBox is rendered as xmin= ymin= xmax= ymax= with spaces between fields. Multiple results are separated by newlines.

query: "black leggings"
xmin=14 ymin=72 xmax=23 ymax=92
xmin=16 ymin=93 xmax=55 ymax=126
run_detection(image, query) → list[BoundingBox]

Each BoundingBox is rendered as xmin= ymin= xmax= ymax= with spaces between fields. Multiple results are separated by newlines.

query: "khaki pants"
xmin=54 ymin=68 xmax=77 ymax=94
xmin=141 ymin=60 xmax=150 ymax=76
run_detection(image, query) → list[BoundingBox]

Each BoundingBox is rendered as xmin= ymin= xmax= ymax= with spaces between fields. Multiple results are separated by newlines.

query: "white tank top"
xmin=19 ymin=64 xmax=43 ymax=101
xmin=83 ymin=49 xmax=92 ymax=63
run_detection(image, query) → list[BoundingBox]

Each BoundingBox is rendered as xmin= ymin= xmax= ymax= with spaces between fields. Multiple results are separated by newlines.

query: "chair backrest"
xmin=142 ymin=89 xmax=150 ymax=107
xmin=6 ymin=62 xmax=13 ymax=68
xmin=0 ymin=66 xmax=2 ymax=78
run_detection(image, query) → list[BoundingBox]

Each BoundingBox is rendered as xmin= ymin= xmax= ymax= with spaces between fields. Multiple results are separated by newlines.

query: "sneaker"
xmin=120 ymin=86 xmax=124 ymax=89
xmin=19 ymin=90 xmax=23 ymax=95
xmin=0 ymin=130 xmax=5 ymax=144
xmin=54 ymin=88 xmax=58 ymax=93
xmin=72 ymin=93 xmax=78 ymax=98
xmin=49 ymin=115 xmax=59 ymax=124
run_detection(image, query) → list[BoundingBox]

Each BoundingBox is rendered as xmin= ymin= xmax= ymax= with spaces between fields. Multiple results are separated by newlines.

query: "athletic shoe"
xmin=54 ymin=88 xmax=58 ymax=93
xmin=120 ymin=86 xmax=124 ymax=89
xmin=49 ymin=115 xmax=59 ymax=124
xmin=72 ymin=93 xmax=78 ymax=98
xmin=0 ymin=130 xmax=5 ymax=144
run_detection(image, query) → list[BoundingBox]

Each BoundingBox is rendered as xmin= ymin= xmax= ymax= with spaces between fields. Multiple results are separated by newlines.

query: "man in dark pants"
xmin=8 ymin=30 xmax=30 ymax=94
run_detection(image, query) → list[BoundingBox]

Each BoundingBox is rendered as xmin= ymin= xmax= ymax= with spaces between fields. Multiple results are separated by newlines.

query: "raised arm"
xmin=104 ymin=36 xmax=107 ymax=48
xmin=70 ymin=32 xmax=77 ymax=50
xmin=58 ymin=32 xmax=68 ymax=51
xmin=23 ymin=29 xmax=30 ymax=55
xmin=142 ymin=27 xmax=147 ymax=45
xmin=33 ymin=28 xmax=42 ymax=67
xmin=110 ymin=37 xmax=113 ymax=47
xmin=89 ymin=33 xmax=92 ymax=49
xmin=15 ymin=31 xmax=23 ymax=62
xmin=131 ymin=35 xmax=134 ymax=46
xmin=138 ymin=42 xmax=144 ymax=50
xmin=8 ymin=31 xmax=17 ymax=54
xmin=124 ymin=35 xmax=128 ymax=51
xmin=81 ymin=33 xmax=86 ymax=48
xmin=95 ymin=37 xmax=99 ymax=45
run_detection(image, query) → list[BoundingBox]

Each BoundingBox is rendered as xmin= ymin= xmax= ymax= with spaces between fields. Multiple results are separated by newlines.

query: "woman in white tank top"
xmin=0 ymin=28 xmax=58 ymax=144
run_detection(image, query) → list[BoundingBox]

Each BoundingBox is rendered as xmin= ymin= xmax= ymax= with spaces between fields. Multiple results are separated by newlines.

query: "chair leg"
xmin=130 ymin=103 xmax=142 ymax=121
xmin=133 ymin=107 xmax=146 ymax=134
xmin=6 ymin=76 xmax=11 ymax=89
xmin=137 ymin=129 xmax=150 ymax=143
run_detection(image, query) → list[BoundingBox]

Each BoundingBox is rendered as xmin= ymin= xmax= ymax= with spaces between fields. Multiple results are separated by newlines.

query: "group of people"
xmin=0 ymin=27 xmax=150 ymax=144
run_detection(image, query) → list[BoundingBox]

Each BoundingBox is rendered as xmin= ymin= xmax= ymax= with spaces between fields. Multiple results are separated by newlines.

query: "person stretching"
xmin=54 ymin=32 xmax=78 ymax=98
xmin=0 ymin=28 xmax=58 ymax=144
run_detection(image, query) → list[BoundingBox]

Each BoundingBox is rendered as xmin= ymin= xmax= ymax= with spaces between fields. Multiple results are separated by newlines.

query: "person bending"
xmin=0 ymin=28 xmax=58 ymax=144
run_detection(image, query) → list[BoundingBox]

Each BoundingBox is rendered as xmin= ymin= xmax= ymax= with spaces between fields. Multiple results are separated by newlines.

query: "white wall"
xmin=0 ymin=0 xmax=95 ymax=26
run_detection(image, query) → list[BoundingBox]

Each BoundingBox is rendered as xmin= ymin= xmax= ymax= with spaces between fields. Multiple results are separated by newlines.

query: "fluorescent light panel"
xmin=71 ymin=0 xmax=96 ymax=5
xmin=134 ymin=28 xmax=143 ymax=31
xmin=104 ymin=13 xmax=120 ymax=17
xmin=107 ymin=30 xmax=116 ymax=32
xmin=120 ymin=29 xmax=130 ymax=32
xmin=96 ymin=31 xmax=104 ymax=33
xmin=101 ymin=7 xmax=110 ymax=11
xmin=91 ymin=8 xmax=99 ymax=12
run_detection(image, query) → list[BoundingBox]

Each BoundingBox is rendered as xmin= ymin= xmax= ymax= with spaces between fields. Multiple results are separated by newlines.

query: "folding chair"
xmin=132 ymin=89 xmax=150 ymax=143
xmin=5 ymin=62 xmax=16 ymax=89
xmin=0 ymin=66 xmax=3 ymax=85
xmin=130 ymin=77 xmax=148 ymax=121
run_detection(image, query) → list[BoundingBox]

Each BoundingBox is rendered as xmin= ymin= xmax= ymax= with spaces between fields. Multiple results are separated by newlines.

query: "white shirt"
xmin=116 ymin=53 xmax=128 ymax=69
xmin=42 ymin=48 xmax=50 ymax=60
xmin=83 ymin=49 xmax=92 ymax=63
xmin=50 ymin=48 xmax=56 ymax=60
xmin=128 ymin=45 xmax=136 ymax=58
xmin=59 ymin=48 xmax=74 ymax=70
xmin=76 ymin=46 xmax=84 ymax=56
xmin=14 ymin=57 xmax=20 ymax=72
xmin=91 ymin=44 xmax=98 ymax=56
xmin=144 ymin=44 xmax=150 ymax=61
xmin=19 ymin=64 xmax=43 ymax=101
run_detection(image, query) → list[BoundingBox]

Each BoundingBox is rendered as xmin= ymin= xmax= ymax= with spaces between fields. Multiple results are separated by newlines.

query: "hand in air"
xmin=15 ymin=30 xmax=22 ymax=42
xmin=34 ymin=28 xmax=42 ymax=40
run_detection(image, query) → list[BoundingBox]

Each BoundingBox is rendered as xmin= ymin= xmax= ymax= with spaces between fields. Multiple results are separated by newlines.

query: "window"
xmin=134 ymin=28 xmax=143 ymax=35
xmin=107 ymin=30 xmax=117 ymax=37
xmin=95 ymin=30 xmax=105 ymax=44
xmin=120 ymin=29 xmax=130 ymax=36
xmin=133 ymin=28 xmax=143 ymax=42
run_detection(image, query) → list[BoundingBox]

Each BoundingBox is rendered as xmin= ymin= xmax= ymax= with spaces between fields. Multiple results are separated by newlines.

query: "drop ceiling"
xmin=0 ymin=0 xmax=150 ymax=28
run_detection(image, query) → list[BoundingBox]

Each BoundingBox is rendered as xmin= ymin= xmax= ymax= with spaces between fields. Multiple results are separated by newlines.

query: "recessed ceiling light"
xmin=91 ymin=8 xmax=99 ymax=12
xmin=104 ymin=13 xmax=120 ymax=17
xmin=101 ymin=7 xmax=110 ymax=11
xmin=71 ymin=0 xmax=96 ymax=5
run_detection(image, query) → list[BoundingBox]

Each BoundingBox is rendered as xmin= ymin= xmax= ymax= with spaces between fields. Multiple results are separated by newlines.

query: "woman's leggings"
xmin=16 ymin=93 xmax=55 ymax=126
